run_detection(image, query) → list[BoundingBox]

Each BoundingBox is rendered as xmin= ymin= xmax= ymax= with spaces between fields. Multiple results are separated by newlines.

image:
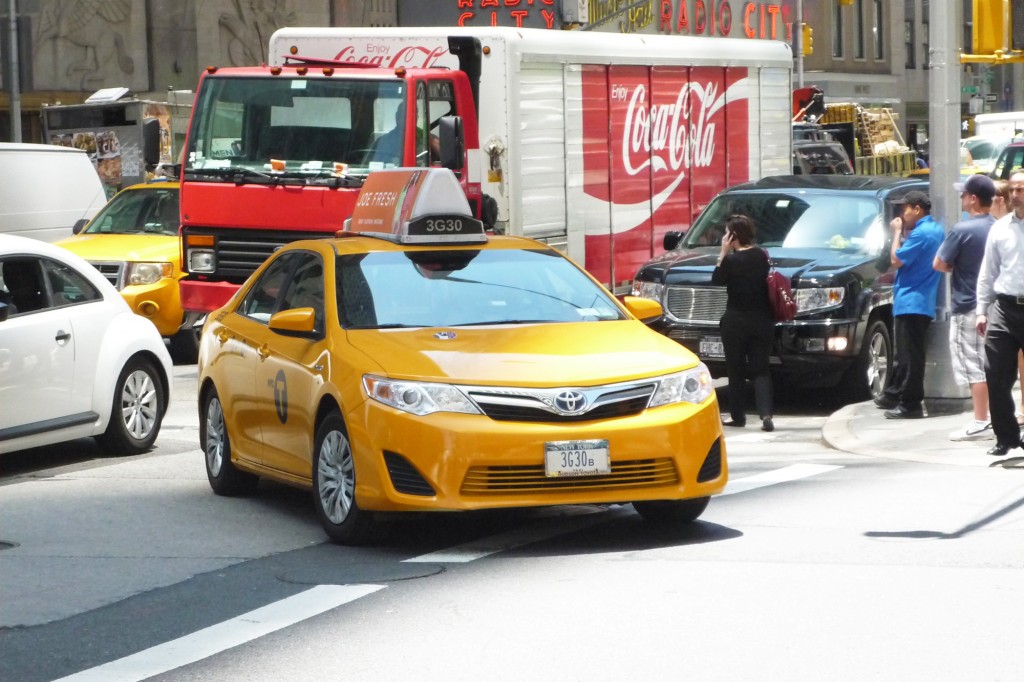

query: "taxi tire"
xmin=96 ymin=356 xmax=166 ymax=456
xmin=312 ymin=412 xmax=377 ymax=546
xmin=632 ymin=497 xmax=710 ymax=525
xmin=202 ymin=387 xmax=259 ymax=496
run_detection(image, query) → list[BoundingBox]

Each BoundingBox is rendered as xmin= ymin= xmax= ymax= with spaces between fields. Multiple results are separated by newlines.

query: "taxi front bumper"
xmin=346 ymin=397 xmax=727 ymax=513
xmin=119 ymin=278 xmax=189 ymax=337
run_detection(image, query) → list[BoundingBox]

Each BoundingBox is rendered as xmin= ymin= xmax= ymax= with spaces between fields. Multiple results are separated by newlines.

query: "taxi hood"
xmin=346 ymin=321 xmax=697 ymax=386
xmin=56 ymin=233 xmax=180 ymax=263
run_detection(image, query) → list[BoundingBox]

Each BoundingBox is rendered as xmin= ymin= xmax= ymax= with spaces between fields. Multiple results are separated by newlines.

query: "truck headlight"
xmin=631 ymin=279 xmax=665 ymax=302
xmin=188 ymin=249 xmax=216 ymax=274
xmin=363 ymin=376 xmax=482 ymax=416
xmin=795 ymin=287 xmax=844 ymax=314
xmin=125 ymin=262 xmax=172 ymax=285
xmin=649 ymin=364 xmax=714 ymax=407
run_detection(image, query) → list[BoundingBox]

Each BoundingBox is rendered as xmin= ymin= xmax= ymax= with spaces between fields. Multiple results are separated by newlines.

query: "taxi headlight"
xmin=363 ymin=376 xmax=481 ymax=416
xmin=649 ymin=364 xmax=714 ymax=407
xmin=125 ymin=262 xmax=172 ymax=285
xmin=631 ymin=279 xmax=665 ymax=302
xmin=795 ymin=287 xmax=844 ymax=314
xmin=188 ymin=249 xmax=216 ymax=274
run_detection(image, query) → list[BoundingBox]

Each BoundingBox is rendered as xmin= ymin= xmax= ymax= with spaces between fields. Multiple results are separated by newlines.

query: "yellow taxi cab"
xmin=197 ymin=168 xmax=727 ymax=544
xmin=56 ymin=181 xmax=202 ymax=363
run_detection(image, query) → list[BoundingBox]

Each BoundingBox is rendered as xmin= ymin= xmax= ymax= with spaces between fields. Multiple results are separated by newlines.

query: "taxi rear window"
xmin=336 ymin=248 xmax=625 ymax=329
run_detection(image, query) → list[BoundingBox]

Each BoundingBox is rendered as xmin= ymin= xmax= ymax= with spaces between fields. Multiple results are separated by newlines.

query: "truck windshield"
xmin=184 ymin=76 xmax=405 ymax=178
xmin=682 ymin=191 xmax=886 ymax=254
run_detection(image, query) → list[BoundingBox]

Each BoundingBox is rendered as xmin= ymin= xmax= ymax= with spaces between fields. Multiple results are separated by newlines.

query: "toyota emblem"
xmin=553 ymin=390 xmax=587 ymax=414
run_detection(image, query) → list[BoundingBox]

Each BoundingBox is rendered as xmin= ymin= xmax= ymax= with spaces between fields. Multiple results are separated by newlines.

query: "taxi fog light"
xmin=827 ymin=337 xmax=849 ymax=352
xmin=188 ymin=249 xmax=216 ymax=274
xmin=795 ymin=287 xmax=844 ymax=314
xmin=126 ymin=262 xmax=172 ymax=285
xmin=363 ymin=376 xmax=481 ymax=416
xmin=649 ymin=363 xmax=714 ymax=407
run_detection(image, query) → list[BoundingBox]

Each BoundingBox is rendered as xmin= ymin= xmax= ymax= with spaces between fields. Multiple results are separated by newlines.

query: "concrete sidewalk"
xmin=821 ymin=398 xmax=1024 ymax=468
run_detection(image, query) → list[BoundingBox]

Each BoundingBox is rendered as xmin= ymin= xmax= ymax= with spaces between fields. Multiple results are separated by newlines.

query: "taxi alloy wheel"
xmin=312 ymin=412 xmax=376 ymax=545
xmin=632 ymin=497 xmax=710 ymax=525
xmin=202 ymin=387 xmax=258 ymax=496
xmin=96 ymin=356 xmax=165 ymax=456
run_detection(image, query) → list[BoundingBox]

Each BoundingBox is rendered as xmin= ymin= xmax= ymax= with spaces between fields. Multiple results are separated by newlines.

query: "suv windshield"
xmin=681 ymin=191 xmax=886 ymax=254
xmin=184 ymin=76 xmax=405 ymax=178
xmin=84 ymin=187 xmax=179 ymax=237
xmin=337 ymin=249 xmax=626 ymax=329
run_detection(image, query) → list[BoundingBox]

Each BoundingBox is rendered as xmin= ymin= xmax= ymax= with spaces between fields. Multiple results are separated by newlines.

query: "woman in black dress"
xmin=711 ymin=214 xmax=775 ymax=432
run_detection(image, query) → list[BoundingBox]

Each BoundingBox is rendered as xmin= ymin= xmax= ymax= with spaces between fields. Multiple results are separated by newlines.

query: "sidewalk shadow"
xmin=864 ymin=492 xmax=1024 ymax=540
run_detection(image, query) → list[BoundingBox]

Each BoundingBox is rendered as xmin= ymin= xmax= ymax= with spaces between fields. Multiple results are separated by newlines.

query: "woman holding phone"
xmin=712 ymin=214 xmax=776 ymax=432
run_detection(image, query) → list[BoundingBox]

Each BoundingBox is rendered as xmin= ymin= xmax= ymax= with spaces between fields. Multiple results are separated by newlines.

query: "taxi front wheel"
xmin=312 ymin=412 xmax=377 ymax=545
xmin=632 ymin=497 xmax=710 ymax=525
xmin=202 ymin=387 xmax=259 ymax=496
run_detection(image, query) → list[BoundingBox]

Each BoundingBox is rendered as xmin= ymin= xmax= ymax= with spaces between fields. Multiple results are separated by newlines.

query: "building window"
xmin=905 ymin=20 xmax=916 ymax=68
xmin=833 ymin=4 xmax=845 ymax=58
xmin=855 ymin=0 xmax=866 ymax=59
xmin=873 ymin=0 xmax=885 ymax=60
xmin=922 ymin=21 xmax=930 ymax=69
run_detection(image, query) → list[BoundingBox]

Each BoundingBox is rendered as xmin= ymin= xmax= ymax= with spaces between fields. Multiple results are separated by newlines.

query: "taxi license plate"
xmin=544 ymin=439 xmax=611 ymax=478
xmin=699 ymin=335 xmax=725 ymax=359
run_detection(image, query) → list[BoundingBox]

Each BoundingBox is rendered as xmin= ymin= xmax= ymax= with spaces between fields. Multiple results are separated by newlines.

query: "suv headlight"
xmin=795 ymin=287 xmax=844 ymax=314
xmin=631 ymin=279 xmax=665 ymax=302
xmin=363 ymin=376 xmax=482 ymax=416
xmin=649 ymin=364 xmax=714 ymax=407
xmin=125 ymin=262 xmax=172 ymax=286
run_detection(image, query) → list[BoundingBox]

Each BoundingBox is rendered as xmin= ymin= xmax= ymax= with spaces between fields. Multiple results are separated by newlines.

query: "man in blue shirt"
xmin=875 ymin=190 xmax=945 ymax=418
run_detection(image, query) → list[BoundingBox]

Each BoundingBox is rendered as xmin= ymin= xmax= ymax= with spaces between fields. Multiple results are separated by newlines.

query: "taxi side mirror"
xmin=268 ymin=307 xmax=320 ymax=338
xmin=621 ymin=295 xmax=662 ymax=323
xmin=73 ymin=218 xmax=89 ymax=235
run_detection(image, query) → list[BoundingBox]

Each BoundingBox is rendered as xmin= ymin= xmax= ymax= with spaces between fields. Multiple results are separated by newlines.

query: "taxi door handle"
xmin=257 ymin=344 xmax=270 ymax=360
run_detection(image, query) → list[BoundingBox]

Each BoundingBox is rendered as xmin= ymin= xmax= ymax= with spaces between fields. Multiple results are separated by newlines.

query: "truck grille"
xmin=460 ymin=458 xmax=678 ymax=495
xmin=665 ymin=286 xmax=727 ymax=324
xmin=185 ymin=228 xmax=331 ymax=282
xmin=88 ymin=261 xmax=125 ymax=290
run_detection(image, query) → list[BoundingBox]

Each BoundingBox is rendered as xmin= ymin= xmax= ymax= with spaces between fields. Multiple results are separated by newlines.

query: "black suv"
xmin=631 ymin=175 xmax=928 ymax=402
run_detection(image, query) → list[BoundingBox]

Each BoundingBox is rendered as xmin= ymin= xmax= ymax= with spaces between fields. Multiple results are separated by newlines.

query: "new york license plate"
xmin=544 ymin=439 xmax=611 ymax=478
xmin=699 ymin=335 xmax=725 ymax=359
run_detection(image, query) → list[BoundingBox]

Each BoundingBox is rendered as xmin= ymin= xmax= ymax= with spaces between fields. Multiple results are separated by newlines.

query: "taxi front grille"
xmin=467 ymin=383 xmax=657 ymax=423
xmin=460 ymin=458 xmax=678 ymax=495
xmin=88 ymin=261 xmax=125 ymax=290
xmin=477 ymin=395 xmax=651 ymax=422
xmin=665 ymin=286 xmax=727 ymax=324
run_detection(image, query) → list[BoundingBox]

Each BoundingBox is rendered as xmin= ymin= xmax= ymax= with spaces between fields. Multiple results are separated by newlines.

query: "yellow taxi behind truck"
xmin=197 ymin=169 xmax=727 ymax=544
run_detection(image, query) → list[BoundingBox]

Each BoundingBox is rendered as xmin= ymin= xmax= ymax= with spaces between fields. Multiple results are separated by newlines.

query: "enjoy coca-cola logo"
xmin=620 ymin=80 xmax=727 ymax=177
xmin=332 ymin=44 xmax=450 ymax=69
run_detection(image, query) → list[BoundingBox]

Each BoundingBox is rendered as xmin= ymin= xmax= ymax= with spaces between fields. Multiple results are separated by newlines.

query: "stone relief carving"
xmin=219 ymin=0 xmax=297 ymax=66
xmin=34 ymin=0 xmax=136 ymax=91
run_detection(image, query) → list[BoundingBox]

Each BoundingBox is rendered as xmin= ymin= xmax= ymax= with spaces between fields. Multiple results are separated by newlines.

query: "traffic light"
xmin=972 ymin=0 xmax=1024 ymax=53
xmin=801 ymin=23 xmax=814 ymax=56
xmin=837 ymin=0 xmax=854 ymax=5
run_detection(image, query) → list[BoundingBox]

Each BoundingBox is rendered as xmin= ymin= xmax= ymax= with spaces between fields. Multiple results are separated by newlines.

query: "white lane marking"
xmin=720 ymin=463 xmax=842 ymax=496
xmin=54 ymin=584 xmax=385 ymax=682
xmin=403 ymin=507 xmax=622 ymax=563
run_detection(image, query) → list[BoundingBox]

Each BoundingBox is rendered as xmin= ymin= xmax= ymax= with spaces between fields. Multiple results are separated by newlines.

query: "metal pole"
xmin=796 ymin=0 xmax=804 ymax=88
xmin=7 ymin=0 xmax=20 ymax=143
xmin=923 ymin=0 xmax=967 ymax=401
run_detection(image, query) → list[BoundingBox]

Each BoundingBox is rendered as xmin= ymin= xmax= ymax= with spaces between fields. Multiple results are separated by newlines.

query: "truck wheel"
xmin=312 ymin=412 xmax=377 ymax=545
xmin=96 ymin=356 xmax=165 ymax=455
xmin=632 ymin=497 xmax=709 ymax=525
xmin=846 ymin=318 xmax=891 ymax=402
xmin=169 ymin=327 xmax=199 ymax=365
xmin=202 ymin=386 xmax=258 ymax=496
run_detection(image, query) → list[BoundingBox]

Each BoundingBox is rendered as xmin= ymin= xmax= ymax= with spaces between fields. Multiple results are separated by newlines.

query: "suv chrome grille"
xmin=665 ymin=286 xmax=727 ymax=324
xmin=88 ymin=261 xmax=125 ymax=290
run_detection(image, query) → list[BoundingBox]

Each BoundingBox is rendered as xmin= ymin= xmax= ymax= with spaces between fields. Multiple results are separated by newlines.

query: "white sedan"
xmin=0 ymin=234 xmax=172 ymax=455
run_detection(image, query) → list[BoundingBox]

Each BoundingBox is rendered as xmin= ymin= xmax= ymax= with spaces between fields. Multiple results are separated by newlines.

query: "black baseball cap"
xmin=892 ymin=190 xmax=931 ymax=210
xmin=953 ymin=173 xmax=996 ymax=202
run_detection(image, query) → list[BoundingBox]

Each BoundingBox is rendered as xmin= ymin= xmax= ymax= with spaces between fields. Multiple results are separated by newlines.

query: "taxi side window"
xmin=239 ymin=255 xmax=294 ymax=323
xmin=277 ymin=254 xmax=325 ymax=332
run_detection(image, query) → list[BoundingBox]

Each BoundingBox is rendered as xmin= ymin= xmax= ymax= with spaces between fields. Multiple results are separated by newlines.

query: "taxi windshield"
xmin=337 ymin=248 xmax=626 ymax=328
xmin=84 ymin=187 xmax=180 ymax=236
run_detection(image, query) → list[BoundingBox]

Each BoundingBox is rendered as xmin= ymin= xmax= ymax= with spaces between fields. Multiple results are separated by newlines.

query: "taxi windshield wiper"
xmin=454 ymin=319 xmax=557 ymax=326
xmin=347 ymin=322 xmax=422 ymax=330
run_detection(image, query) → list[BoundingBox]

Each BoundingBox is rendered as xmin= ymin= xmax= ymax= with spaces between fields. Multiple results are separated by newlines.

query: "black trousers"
xmin=883 ymin=313 xmax=931 ymax=410
xmin=985 ymin=299 xmax=1024 ymax=447
xmin=720 ymin=309 xmax=774 ymax=423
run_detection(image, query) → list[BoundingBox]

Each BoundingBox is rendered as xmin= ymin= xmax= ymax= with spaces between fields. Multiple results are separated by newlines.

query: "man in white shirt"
xmin=976 ymin=171 xmax=1024 ymax=456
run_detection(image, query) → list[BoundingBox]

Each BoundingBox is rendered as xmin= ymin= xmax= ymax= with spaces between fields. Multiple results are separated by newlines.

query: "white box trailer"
xmin=974 ymin=110 xmax=1024 ymax=139
xmin=270 ymin=27 xmax=792 ymax=292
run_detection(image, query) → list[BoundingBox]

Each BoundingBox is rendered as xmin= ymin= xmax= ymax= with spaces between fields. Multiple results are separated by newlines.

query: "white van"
xmin=0 ymin=143 xmax=107 ymax=242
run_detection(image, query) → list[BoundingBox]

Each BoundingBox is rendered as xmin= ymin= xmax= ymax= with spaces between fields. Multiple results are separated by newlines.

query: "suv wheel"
xmin=846 ymin=318 xmax=891 ymax=402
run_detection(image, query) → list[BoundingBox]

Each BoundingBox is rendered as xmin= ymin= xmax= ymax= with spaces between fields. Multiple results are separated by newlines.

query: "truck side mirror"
xmin=438 ymin=116 xmax=465 ymax=172
xmin=142 ymin=118 xmax=161 ymax=167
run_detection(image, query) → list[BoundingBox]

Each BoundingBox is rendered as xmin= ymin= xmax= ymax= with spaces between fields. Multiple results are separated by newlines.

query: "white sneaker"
xmin=949 ymin=420 xmax=994 ymax=442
